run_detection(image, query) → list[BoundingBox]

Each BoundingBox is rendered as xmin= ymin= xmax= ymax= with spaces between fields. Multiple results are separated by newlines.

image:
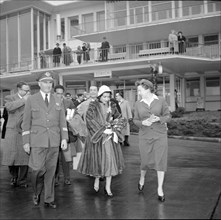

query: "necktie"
xmin=45 ymin=94 xmax=49 ymax=107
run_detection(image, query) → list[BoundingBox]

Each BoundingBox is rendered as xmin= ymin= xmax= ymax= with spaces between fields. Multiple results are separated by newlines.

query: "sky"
xmin=45 ymin=1 xmax=74 ymax=6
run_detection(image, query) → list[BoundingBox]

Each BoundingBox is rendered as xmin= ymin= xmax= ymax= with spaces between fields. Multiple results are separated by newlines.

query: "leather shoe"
xmin=33 ymin=194 xmax=40 ymax=206
xmin=158 ymin=195 xmax=165 ymax=202
xmin=44 ymin=202 xmax=57 ymax=209
xmin=104 ymin=187 xmax=113 ymax=198
xmin=138 ymin=183 xmax=144 ymax=192
xmin=64 ymin=179 xmax=71 ymax=185
xmin=10 ymin=178 xmax=17 ymax=187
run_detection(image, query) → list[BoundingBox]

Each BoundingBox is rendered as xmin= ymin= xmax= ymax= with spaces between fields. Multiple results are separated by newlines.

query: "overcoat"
xmin=1 ymin=93 xmax=29 ymax=165
xmin=119 ymin=99 xmax=132 ymax=136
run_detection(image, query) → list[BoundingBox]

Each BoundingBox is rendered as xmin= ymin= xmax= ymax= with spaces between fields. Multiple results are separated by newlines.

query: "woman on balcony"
xmin=177 ymin=31 xmax=186 ymax=54
xmin=133 ymin=79 xmax=171 ymax=202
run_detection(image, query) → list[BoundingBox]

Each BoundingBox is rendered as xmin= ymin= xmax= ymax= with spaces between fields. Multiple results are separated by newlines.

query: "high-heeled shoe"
xmin=138 ymin=182 xmax=144 ymax=192
xmin=104 ymin=187 xmax=113 ymax=197
xmin=94 ymin=186 xmax=99 ymax=193
xmin=158 ymin=195 xmax=165 ymax=202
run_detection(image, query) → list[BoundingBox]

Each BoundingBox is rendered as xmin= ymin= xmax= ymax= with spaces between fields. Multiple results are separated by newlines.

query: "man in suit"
xmin=2 ymin=82 xmax=31 ymax=187
xmin=54 ymin=85 xmax=75 ymax=186
xmin=22 ymin=72 xmax=68 ymax=209
xmin=100 ymin=36 xmax=110 ymax=62
xmin=53 ymin=43 xmax=62 ymax=67
xmin=116 ymin=91 xmax=133 ymax=146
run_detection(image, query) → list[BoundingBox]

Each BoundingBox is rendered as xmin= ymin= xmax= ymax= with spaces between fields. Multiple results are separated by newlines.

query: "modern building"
xmin=0 ymin=0 xmax=220 ymax=112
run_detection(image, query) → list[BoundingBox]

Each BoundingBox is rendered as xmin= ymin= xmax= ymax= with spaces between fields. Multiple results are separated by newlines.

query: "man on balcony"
xmin=100 ymin=37 xmax=110 ymax=62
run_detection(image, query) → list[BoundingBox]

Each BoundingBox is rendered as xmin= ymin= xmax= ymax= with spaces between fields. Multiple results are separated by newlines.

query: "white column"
xmin=59 ymin=74 xmax=63 ymax=85
xmin=94 ymin=12 xmax=97 ymax=33
xmin=37 ymin=11 xmax=40 ymax=69
xmin=56 ymin=14 xmax=61 ymax=37
xmin=171 ymin=1 xmax=175 ymax=19
xmin=17 ymin=14 xmax=20 ymax=68
xmin=30 ymin=8 xmax=34 ymax=70
xmin=178 ymin=1 xmax=183 ymax=18
xmin=6 ymin=16 xmax=9 ymax=72
xmin=204 ymin=0 xmax=208 ymax=14
xmin=148 ymin=1 xmax=152 ymax=22
xmin=181 ymin=78 xmax=185 ymax=108
xmin=126 ymin=1 xmax=130 ymax=26
xmin=200 ymin=75 xmax=205 ymax=108
xmin=43 ymin=14 xmax=46 ymax=50
xmin=169 ymin=74 xmax=176 ymax=112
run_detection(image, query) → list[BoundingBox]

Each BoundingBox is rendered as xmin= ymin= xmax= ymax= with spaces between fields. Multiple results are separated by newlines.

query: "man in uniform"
xmin=22 ymin=72 xmax=68 ymax=209
xmin=116 ymin=91 xmax=133 ymax=146
xmin=2 ymin=82 xmax=30 ymax=187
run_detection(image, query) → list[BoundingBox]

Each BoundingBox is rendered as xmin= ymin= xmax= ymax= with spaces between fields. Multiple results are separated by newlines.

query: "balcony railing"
xmin=0 ymin=43 xmax=220 ymax=75
xmin=68 ymin=1 xmax=221 ymax=37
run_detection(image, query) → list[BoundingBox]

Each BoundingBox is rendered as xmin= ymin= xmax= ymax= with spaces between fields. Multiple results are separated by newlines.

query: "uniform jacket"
xmin=22 ymin=92 xmax=68 ymax=148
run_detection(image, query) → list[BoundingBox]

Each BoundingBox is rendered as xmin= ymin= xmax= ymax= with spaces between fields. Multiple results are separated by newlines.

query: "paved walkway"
xmin=0 ymin=135 xmax=220 ymax=219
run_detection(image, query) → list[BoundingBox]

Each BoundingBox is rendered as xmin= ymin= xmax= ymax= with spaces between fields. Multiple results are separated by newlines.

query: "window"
xmin=204 ymin=34 xmax=218 ymax=45
xmin=70 ymin=16 xmax=79 ymax=37
xmin=97 ymin=11 xmax=105 ymax=32
xmin=151 ymin=1 xmax=172 ymax=21
xmin=206 ymin=77 xmax=220 ymax=96
xmin=186 ymin=36 xmax=198 ymax=47
xmin=186 ymin=78 xmax=200 ymax=97
xmin=182 ymin=1 xmax=204 ymax=16
xmin=113 ymin=45 xmax=126 ymax=53
xmin=82 ymin=13 xmax=93 ymax=34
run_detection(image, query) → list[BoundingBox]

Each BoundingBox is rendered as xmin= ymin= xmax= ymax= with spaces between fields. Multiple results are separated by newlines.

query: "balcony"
xmin=0 ymin=42 xmax=220 ymax=76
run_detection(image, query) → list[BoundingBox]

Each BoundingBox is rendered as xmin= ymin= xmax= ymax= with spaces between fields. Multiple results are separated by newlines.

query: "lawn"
xmin=130 ymin=110 xmax=221 ymax=138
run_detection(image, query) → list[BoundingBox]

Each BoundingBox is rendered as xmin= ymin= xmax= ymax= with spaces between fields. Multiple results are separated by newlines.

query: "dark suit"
xmin=22 ymin=92 xmax=68 ymax=203
xmin=55 ymin=98 xmax=75 ymax=183
xmin=101 ymin=40 xmax=110 ymax=61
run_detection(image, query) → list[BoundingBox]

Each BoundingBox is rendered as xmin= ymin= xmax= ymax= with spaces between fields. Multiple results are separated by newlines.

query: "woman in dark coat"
xmin=178 ymin=31 xmax=186 ymax=54
xmin=77 ymin=85 xmax=125 ymax=197
xmin=133 ymin=79 xmax=171 ymax=202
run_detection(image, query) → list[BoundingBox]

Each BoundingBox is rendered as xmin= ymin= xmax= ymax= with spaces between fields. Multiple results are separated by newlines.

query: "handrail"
xmin=0 ymin=43 xmax=220 ymax=75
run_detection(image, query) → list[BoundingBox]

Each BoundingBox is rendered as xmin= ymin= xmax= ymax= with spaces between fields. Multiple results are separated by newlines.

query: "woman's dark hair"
xmin=135 ymin=79 xmax=154 ymax=93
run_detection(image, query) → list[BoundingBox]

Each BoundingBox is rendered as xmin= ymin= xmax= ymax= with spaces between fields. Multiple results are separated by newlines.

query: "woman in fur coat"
xmin=77 ymin=85 xmax=125 ymax=197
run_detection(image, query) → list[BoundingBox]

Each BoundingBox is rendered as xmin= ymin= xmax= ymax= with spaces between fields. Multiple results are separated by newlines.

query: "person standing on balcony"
xmin=74 ymin=46 xmax=83 ymax=65
xmin=177 ymin=31 xmax=186 ymax=54
xmin=1 ymin=82 xmax=31 ymax=188
xmin=168 ymin=30 xmax=178 ymax=54
xmin=133 ymin=79 xmax=171 ymax=202
xmin=62 ymin=43 xmax=73 ymax=66
xmin=53 ymin=43 xmax=62 ymax=67
xmin=100 ymin=36 xmax=110 ymax=62
xmin=82 ymin=42 xmax=90 ymax=63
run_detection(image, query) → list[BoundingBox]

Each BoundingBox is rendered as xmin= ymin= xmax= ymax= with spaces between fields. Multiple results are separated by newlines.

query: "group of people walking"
xmin=1 ymin=71 xmax=171 ymax=209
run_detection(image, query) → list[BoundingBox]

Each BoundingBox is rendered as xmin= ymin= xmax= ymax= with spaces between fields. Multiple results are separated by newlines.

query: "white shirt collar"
xmin=18 ymin=93 xmax=22 ymax=99
xmin=140 ymin=94 xmax=159 ymax=102
xmin=40 ymin=90 xmax=50 ymax=101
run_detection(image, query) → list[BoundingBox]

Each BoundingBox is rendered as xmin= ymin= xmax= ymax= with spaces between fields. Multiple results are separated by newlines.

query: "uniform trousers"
xmin=29 ymin=147 xmax=59 ymax=203
xmin=9 ymin=165 xmax=29 ymax=185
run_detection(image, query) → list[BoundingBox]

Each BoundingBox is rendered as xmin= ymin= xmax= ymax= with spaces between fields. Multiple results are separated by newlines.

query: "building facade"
xmin=0 ymin=0 xmax=220 ymax=112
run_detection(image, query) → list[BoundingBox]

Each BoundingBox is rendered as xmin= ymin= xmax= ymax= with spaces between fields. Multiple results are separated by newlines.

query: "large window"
xmin=206 ymin=77 xmax=220 ymax=96
xmin=186 ymin=78 xmax=200 ymax=97
xmin=151 ymin=1 xmax=172 ymax=21
xmin=82 ymin=13 xmax=93 ymax=34
xmin=8 ymin=14 xmax=18 ymax=71
xmin=204 ymin=34 xmax=218 ymax=45
xmin=97 ymin=11 xmax=105 ymax=32
xmin=0 ymin=17 xmax=6 ymax=73
xmin=70 ymin=16 xmax=79 ymax=37
xmin=182 ymin=1 xmax=204 ymax=16
xmin=20 ymin=10 xmax=31 ymax=67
